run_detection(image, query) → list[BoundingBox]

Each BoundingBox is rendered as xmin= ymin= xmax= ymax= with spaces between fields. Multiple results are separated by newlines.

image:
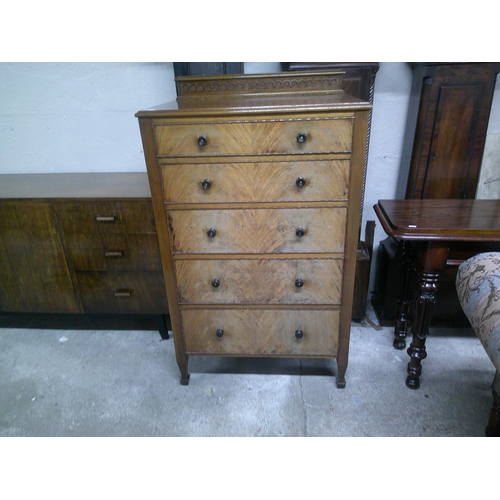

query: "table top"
xmin=374 ymin=199 xmax=500 ymax=242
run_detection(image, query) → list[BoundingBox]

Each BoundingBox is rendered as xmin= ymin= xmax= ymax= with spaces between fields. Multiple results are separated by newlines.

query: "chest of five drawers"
xmin=137 ymin=71 xmax=371 ymax=386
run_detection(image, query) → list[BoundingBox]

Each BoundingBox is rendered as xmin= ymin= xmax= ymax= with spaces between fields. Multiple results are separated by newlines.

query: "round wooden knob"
xmin=198 ymin=136 xmax=207 ymax=146
xmin=295 ymin=330 xmax=303 ymax=339
xmin=297 ymin=132 xmax=307 ymax=143
xmin=296 ymin=176 xmax=306 ymax=187
xmin=216 ymin=329 xmax=224 ymax=338
xmin=295 ymin=278 xmax=304 ymax=288
xmin=202 ymin=179 xmax=211 ymax=189
xmin=212 ymin=278 xmax=220 ymax=288
xmin=207 ymin=228 xmax=216 ymax=238
xmin=296 ymin=227 xmax=305 ymax=237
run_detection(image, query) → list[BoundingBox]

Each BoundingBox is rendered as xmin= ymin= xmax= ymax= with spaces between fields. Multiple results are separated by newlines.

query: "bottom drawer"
xmin=76 ymin=271 xmax=168 ymax=314
xmin=181 ymin=308 xmax=339 ymax=356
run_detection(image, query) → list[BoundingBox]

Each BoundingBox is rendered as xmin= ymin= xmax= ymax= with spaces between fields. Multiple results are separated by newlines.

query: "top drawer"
xmin=153 ymin=117 xmax=353 ymax=158
xmin=55 ymin=201 xmax=157 ymax=235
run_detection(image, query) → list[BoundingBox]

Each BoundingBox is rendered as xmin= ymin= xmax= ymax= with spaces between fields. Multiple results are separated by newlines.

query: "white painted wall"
xmin=0 ymin=62 xmax=176 ymax=174
xmin=1 ymin=62 xmax=499 ymax=296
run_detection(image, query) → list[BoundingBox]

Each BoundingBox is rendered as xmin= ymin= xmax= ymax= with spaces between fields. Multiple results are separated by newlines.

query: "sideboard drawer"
xmin=168 ymin=207 xmax=347 ymax=254
xmin=181 ymin=308 xmax=340 ymax=356
xmin=174 ymin=258 xmax=343 ymax=305
xmin=76 ymin=270 xmax=167 ymax=314
xmin=64 ymin=233 xmax=162 ymax=271
xmin=153 ymin=117 xmax=353 ymax=157
xmin=161 ymin=160 xmax=350 ymax=204
xmin=55 ymin=201 xmax=157 ymax=235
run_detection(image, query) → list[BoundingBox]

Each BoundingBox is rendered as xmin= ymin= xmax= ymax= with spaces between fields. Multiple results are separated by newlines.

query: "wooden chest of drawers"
xmin=137 ymin=71 xmax=371 ymax=386
xmin=0 ymin=173 xmax=169 ymax=337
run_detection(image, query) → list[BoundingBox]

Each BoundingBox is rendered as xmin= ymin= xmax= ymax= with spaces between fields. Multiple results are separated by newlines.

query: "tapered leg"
xmin=406 ymin=242 xmax=449 ymax=389
xmin=178 ymin=356 xmax=190 ymax=385
xmin=393 ymin=241 xmax=418 ymax=350
xmin=337 ymin=358 xmax=347 ymax=388
xmin=172 ymin=329 xmax=190 ymax=385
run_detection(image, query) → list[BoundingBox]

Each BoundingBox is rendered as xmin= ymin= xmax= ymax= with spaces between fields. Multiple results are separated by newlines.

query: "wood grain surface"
xmin=175 ymin=257 xmax=343 ymax=304
xmin=168 ymin=207 xmax=347 ymax=254
xmin=161 ymin=160 xmax=350 ymax=204
xmin=153 ymin=117 xmax=353 ymax=157
xmin=181 ymin=308 xmax=339 ymax=356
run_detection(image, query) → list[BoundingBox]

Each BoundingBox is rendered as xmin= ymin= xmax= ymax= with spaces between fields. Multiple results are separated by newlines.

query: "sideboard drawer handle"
xmin=296 ymin=176 xmax=306 ymax=187
xmin=207 ymin=227 xmax=217 ymax=238
xmin=216 ymin=328 xmax=224 ymax=338
xmin=104 ymin=251 xmax=124 ymax=258
xmin=295 ymin=329 xmax=304 ymax=339
xmin=297 ymin=132 xmax=307 ymax=144
xmin=114 ymin=289 xmax=132 ymax=297
xmin=212 ymin=278 xmax=220 ymax=288
xmin=198 ymin=136 xmax=207 ymax=147
xmin=295 ymin=278 xmax=304 ymax=288
xmin=296 ymin=227 xmax=305 ymax=237
xmin=95 ymin=216 xmax=115 ymax=222
xmin=202 ymin=179 xmax=211 ymax=190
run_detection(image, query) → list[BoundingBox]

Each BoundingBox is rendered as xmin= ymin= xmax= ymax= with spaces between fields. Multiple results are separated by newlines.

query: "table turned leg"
xmin=406 ymin=242 xmax=449 ymax=389
xmin=393 ymin=241 xmax=418 ymax=350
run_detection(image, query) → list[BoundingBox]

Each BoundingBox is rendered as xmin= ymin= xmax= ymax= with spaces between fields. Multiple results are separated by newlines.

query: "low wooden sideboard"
xmin=0 ymin=172 xmax=170 ymax=338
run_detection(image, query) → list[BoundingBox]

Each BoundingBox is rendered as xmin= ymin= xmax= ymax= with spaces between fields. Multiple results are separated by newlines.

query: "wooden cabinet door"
xmin=0 ymin=201 xmax=80 ymax=313
xmin=405 ymin=63 xmax=500 ymax=200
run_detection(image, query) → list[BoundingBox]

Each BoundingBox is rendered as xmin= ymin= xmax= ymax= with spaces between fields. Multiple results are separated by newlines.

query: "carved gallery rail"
xmin=374 ymin=199 xmax=500 ymax=389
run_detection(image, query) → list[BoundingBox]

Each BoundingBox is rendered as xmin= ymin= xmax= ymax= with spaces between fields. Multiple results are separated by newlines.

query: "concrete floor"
xmin=0 ymin=306 xmax=495 ymax=437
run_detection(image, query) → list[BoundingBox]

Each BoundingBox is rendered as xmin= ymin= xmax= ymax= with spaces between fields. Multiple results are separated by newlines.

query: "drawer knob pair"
xmin=200 ymin=133 xmax=305 ymax=146
xmin=215 ymin=328 xmax=301 ymax=340
xmin=209 ymin=226 xmax=304 ymax=238
xmin=212 ymin=278 xmax=301 ymax=288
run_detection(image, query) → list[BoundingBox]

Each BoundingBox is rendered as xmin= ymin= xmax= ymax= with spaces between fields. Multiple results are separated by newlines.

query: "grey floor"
xmin=0 ymin=305 xmax=495 ymax=437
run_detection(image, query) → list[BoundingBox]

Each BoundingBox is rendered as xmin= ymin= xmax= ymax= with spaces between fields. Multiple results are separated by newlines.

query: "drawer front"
xmin=181 ymin=309 xmax=339 ymax=356
xmin=175 ymin=258 xmax=343 ymax=305
xmin=161 ymin=160 xmax=350 ymax=204
xmin=55 ymin=201 xmax=157 ymax=235
xmin=168 ymin=208 xmax=347 ymax=254
xmin=76 ymin=271 xmax=168 ymax=314
xmin=64 ymin=233 xmax=162 ymax=271
xmin=154 ymin=117 xmax=353 ymax=157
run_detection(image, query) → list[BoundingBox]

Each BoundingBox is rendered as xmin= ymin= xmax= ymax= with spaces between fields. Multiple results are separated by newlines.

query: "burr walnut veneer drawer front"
xmin=168 ymin=207 xmax=347 ymax=254
xmin=181 ymin=309 xmax=340 ymax=356
xmin=153 ymin=117 xmax=353 ymax=157
xmin=175 ymin=258 xmax=343 ymax=305
xmin=161 ymin=160 xmax=350 ymax=204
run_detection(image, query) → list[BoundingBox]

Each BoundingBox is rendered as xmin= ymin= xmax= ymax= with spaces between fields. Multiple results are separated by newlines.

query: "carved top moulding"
xmin=136 ymin=71 xmax=371 ymax=119
xmin=175 ymin=71 xmax=344 ymax=101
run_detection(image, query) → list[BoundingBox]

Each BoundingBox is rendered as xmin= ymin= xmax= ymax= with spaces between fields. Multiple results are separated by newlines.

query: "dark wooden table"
xmin=374 ymin=199 xmax=500 ymax=389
